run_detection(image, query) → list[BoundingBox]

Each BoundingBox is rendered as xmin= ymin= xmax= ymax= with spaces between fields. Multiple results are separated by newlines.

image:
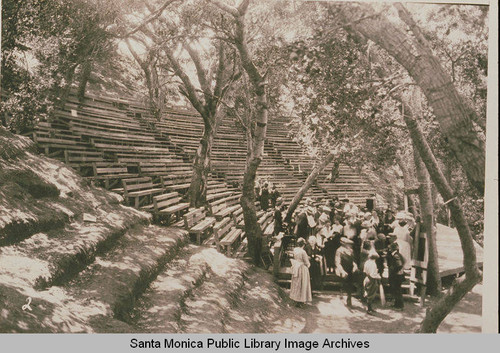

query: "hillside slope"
xmin=0 ymin=127 xmax=292 ymax=333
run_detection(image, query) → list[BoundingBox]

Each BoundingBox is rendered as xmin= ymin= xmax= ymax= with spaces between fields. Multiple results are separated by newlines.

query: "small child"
xmin=363 ymin=248 xmax=381 ymax=315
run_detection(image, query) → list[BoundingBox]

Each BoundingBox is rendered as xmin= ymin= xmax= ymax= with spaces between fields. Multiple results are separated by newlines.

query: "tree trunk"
xmin=241 ymin=157 xmax=263 ymax=265
xmin=240 ymin=81 xmax=268 ymax=265
xmin=413 ymin=146 xmax=441 ymax=296
xmin=220 ymin=0 xmax=269 ymax=266
xmin=338 ymin=3 xmax=485 ymax=194
xmin=396 ymin=154 xmax=419 ymax=216
xmin=77 ymin=60 xmax=92 ymax=102
xmin=189 ymin=121 xmax=213 ymax=208
xmin=150 ymin=63 xmax=164 ymax=120
xmin=285 ymin=153 xmax=336 ymax=223
xmin=56 ymin=63 xmax=78 ymax=109
xmin=401 ymin=102 xmax=482 ymax=333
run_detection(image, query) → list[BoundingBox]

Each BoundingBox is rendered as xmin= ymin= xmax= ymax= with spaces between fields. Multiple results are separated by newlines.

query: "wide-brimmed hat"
xmin=395 ymin=211 xmax=407 ymax=220
xmin=320 ymin=205 xmax=332 ymax=213
xmin=318 ymin=213 xmax=329 ymax=224
xmin=340 ymin=237 xmax=354 ymax=246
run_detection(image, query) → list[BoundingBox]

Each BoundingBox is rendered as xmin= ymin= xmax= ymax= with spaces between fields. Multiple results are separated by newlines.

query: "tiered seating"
xmin=183 ymin=208 xmax=216 ymax=245
xmin=29 ymin=90 xmax=378 ymax=260
xmin=123 ymin=176 xmax=164 ymax=208
xmin=92 ymin=162 xmax=138 ymax=189
xmin=266 ymin=115 xmax=377 ymax=205
xmin=152 ymin=191 xmax=190 ymax=217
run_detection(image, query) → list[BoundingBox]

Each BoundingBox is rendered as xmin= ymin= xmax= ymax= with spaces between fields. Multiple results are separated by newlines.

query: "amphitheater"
xmin=0 ymin=92 xmax=482 ymax=333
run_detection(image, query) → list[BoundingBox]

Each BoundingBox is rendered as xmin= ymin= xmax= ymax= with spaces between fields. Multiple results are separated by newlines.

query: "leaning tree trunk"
xmin=413 ymin=146 xmax=441 ymax=296
xmin=338 ymin=2 xmax=485 ymax=194
xmin=285 ymin=153 xmax=336 ymax=223
xmin=150 ymin=63 xmax=164 ymax=120
xmin=401 ymin=102 xmax=481 ymax=333
xmin=189 ymin=121 xmax=213 ymax=208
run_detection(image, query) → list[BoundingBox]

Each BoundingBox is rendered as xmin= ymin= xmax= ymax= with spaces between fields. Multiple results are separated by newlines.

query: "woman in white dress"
xmin=289 ymin=238 xmax=312 ymax=306
xmin=392 ymin=219 xmax=412 ymax=270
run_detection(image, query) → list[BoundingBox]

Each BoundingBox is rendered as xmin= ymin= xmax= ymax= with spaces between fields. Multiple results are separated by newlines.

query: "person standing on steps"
xmin=335 ymin=237 xmax=358 ymax=308
xmin=295 ymin=206 xmax=309 ymax=239
xmin=273 ymin=197 xmax=284 ymax=236
xmin=260 ymin=182 xmax=270 ymax=211
xmin=270 ymin=184 xmax=281 ymax=208
xmin=305 ymin=236 xmax=323 ymax=292
xmin=363 ymin=248 xmax=381 ymax=315
xmin=387 ymin=241 xmax=405 ymax=311
xmin=289 ymin=238 xmax=312 ymax=307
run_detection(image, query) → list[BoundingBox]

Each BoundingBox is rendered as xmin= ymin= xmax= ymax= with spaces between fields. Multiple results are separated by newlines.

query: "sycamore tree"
xmin=119 ymin=0 xmax=242 ymax=207
xmin=206 ymin=0 xmax=300 ymax=264
xmin=328 ymin=2 xmax=485 ymax=333
xmin=331 ymin=2 xmax=486 ymax=195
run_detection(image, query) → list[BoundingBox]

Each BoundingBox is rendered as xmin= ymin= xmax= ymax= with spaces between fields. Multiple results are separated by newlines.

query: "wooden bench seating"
xmin=64 ymin=149 xmax=104 ymax=164
xmin=215 ymin=218 xmax=244 ymax=256
xmin=258 ymin=211 xmax=274 ymax=231
xmin=150 ymin=191 xmax=189 ymax=223
xmin=92 ymin=163 xmax=138 ymax=189
xmin=183 ymin=208 xmax=216 ymax=244
xmin=123 ymin=176 xmax=164 ymax=208
xmin=161 ymin=174 xmax=191 ymax=191
xmin=210 ymin=194 xmax=241 ymax=220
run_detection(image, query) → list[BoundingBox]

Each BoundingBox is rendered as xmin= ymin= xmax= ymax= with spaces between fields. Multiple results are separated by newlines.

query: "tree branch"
xmin=119 ymin=0 xmax=180 ymax=39
xmin=184 ymin=42 xmax=212 ymax=106
xmin=163 ymin=45 xmax=206 ymax=117
xmin=209 ymin=0 xmax=239 ymax=17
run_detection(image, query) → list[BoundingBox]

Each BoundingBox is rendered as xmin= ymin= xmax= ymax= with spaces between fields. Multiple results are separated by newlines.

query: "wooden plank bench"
xmin=123 ymin=177 xmax=164 ymax=209
xmin=210 ymin=194 xmax=241 ymax=220
xmin=152 ymin=192 xmax=189 ymax=224
xmin=64 ymin=149 xmax=104 ymax=164
xmin=219 ymin=223 xmax=244 ymax=257
xmin=183 ymin=208 xmax=216 ymax=245
xmin=210 ymin=217 xmax=232 ymax=249
xmin=92 ymin=163 xmax=138 ymax=189
xmin=161 ymin=174 xmax=192 ymax=192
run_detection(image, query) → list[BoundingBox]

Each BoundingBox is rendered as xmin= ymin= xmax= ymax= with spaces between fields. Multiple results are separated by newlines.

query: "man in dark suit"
xmin=387 ymin=241 xmax=405 ymax=310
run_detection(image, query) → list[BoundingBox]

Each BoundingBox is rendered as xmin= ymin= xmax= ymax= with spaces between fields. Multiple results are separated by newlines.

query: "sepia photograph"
xmin=0 ymin=0 xmax=496 ymax=337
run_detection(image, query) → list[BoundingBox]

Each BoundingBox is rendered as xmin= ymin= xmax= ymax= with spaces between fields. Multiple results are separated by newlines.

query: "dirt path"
xmin=268 ymin=284 xmax=482 ymax=333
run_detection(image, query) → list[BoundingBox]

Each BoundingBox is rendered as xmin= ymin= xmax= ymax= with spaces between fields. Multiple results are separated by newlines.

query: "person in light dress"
xmin=289 ymin=238 xmax=312 ymax=306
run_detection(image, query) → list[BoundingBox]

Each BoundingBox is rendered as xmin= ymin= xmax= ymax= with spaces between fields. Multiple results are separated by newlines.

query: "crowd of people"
xmin=273 ymin=196 xmax=416 ymax=315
